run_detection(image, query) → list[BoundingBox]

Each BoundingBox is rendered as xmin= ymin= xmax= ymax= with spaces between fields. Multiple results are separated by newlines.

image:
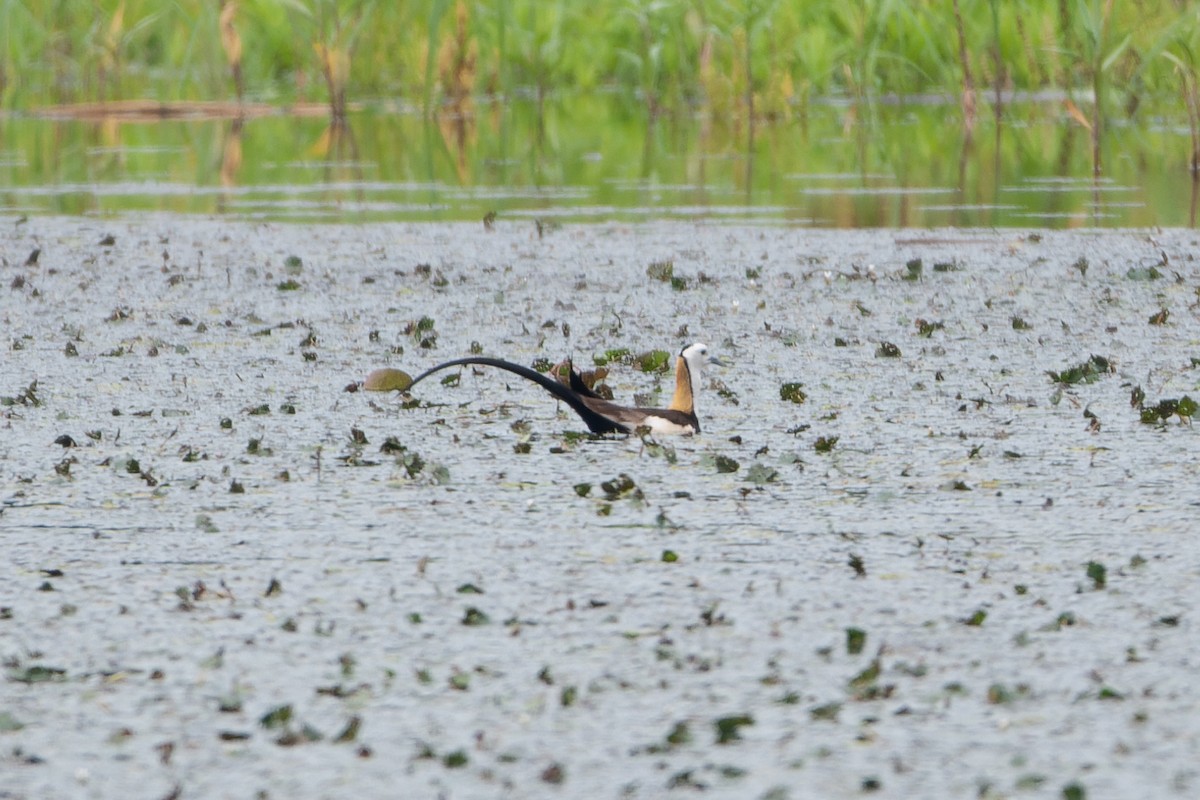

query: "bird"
xmin=404 ymin=342 xmax=722 ymax=435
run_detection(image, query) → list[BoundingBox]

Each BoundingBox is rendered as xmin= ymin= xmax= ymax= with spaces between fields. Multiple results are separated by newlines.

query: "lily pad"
xmin=363 ymin=368 xmax=414 ymax=392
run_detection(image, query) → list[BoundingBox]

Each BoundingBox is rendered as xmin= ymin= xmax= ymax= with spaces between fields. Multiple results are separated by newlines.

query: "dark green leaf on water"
xmin=666 ymin=721 xmax=691 ymax=746
xmin=284 ymin=255 xmax=303 ymax=270
xmin=809 ymin=702 xmax=841 ymax=722
xmin=661 ymin=550 xmax=678 ymax=563
xmin=964 ymin=609 xmax=987 ymax=626
xmin=1148 ymin=308 xmax=1169 ymax=325
xmin=461 ymin=606 xmax=490 ymax=626
xmin=573 ymin=482 xmax=592 ymax=498
xmin=456 ymin=583 xmax=484 ymax=595
xmin=259 ymin=704 xmax=293 ymax=729
xmin=0 ymin=711 xmax=25 ymax=731
xmin=439 ymin=373 xmax=459 ymax=387
xmin=1179 ymin=396 xmax=1198 ymax=418
xmin=1062 ymin=782 xmax=1087 ymax=800
xmin=1011 ymin=316 xmax=1032 ymax=330
xmin=561 ymin=685 xmax=578 ymax=707
xmin=903 ymin=259 xmax=922 ymax=281
xmin=334 ymin=716 xmax=361 ymax=743
xmin=1098 ymin=686 xmax=1124 ymax=700
xmin=416 ymin=316 xmax=435 ymax=332
xmin=714 ymin=455 xmax=740 ymax=474
xmin=848 ymin=554 xmax=866 ymax=577
xmin=276 ymin=280 xmax=301 ymax=291
xmin=714 ymin=714 xmax=754 ymax=744
xmin=647 ymin=260 xmax=674 ymax=282
xmin=846 ymin=627 xmax=867 ymax=655
xmin=1086 ymin=561 xmax=1107 ymax=589
xmin=1130 ymin=385 xmax=1146 ymax=408
xmin=443 ymin=750 xmax=468 ymax=768
xmin=932 ymin=261 xmax=960 ymax=272
xmin=1048 ymin=355 xmax=1111 ymax=386
xmin=876 ymin=341 xmax=901 ymax=358
xmin=848 ymin=658 xmax=881 ymax=691
xmin=379 ymin=437 xmax=405 ymax=454
xmin=264 ymin=577 xmax=282 ymax=597
xmin=779 ymin=383 xmax=807 ymax=404
xmin=8 ymin=665 xmax=67 ymax=684
xmin=600 ymin=473 xmax=641 ymax=500
xmin=670 ymin=275 xmax=689 ymax=291
xmin=814 ymin=436 xmax=838 ymax=453
xmin=248 ymin=404 xmax=270 ymax=415
xmin=633 ymin=350 xmax=671 ymax=373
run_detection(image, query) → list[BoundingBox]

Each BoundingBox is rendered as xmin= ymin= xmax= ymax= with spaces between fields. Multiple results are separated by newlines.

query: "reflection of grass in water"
xmin=0 ymin=95 xmax=1190 ymax=225
xmin=3 ymin=0 xmax=1199 ymax=119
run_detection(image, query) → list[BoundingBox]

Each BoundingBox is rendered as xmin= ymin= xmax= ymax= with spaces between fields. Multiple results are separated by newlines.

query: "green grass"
xmin=2 ymin=0 xmax=1199 ymax=121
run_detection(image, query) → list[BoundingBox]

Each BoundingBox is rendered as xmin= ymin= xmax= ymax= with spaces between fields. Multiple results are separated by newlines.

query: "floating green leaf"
xmin=461 ymin=606 xmax=490 ymax=626
xmin=714 ymin=714 xmax=754 ymax=744
xmin=259 ymin=704 xmax=293 ymax=729
xmin=1048 ymin=355 xmax=1111 ymax=386
xmin=633 ymin=350 xmax=671 ymax=373
xmin=714 ymin=455 xmax=740 ymax=474
xmin=779 ymin=383 xmax=806 ymax=404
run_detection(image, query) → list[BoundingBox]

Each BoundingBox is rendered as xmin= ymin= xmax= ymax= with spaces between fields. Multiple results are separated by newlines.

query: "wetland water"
xmin=2 ymin=96 xmax=1198 ymax=227
xmin=2 ymin=217 xmax=1199 ymax=799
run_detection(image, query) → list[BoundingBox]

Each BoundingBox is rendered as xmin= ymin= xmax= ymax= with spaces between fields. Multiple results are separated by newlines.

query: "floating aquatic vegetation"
xmin=713 ymin=454 xmax=739 ymax=474
xmin=744 ymin=463 xmax=778 ymax=484
xmin=1125 ymin=265 xmax=1162 ymax=281
xmin=593 ymin=347 xmax=631 ymax=366
xmin=1047 ymin=355 xmax=1112 ymax=386
xmin=1011 ymin=316 xmax=1032 ymax=330
xmin=7 ymin=665 xmax=67 ymax=684
xmin=461 ymin=607 xmax=489 ymax=626
xmin=1136 ymin=394 xmax=1195 ymax=425
xmin=276 ymin=279 xmax=301 ymax=291
xmin=633 ymin=350 xmax=670 ymax=373
xmin=600 ymin=473 xmax=642 ymax=501
xmin=903 ymin=259 xmax=923 ymax=281
xmin=1148 ymin=308 xmax=1170 ymax=325
xmin=713 ymin=714 xmax=754 ymax=744
xmin=915 ymin=318 xmax=944 ymax=337
xmin=875 ymin=341 xmax=901 ymax=358
xmin=779 ymin=383 xmax=806 ymax=404
xmin=1086 ymin=561 xmax=1107 ymax=589
xmin=846 ymin=628 xmax=867 ymax=655
xmin=814 ymin=436 xmax=838 ymax=453
xmin=646 ymin=260 xmax=673 ymax=282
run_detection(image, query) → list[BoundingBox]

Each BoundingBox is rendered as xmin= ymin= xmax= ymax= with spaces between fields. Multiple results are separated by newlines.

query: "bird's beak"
xmin=708 ymin=354 xmax=728 ymax=367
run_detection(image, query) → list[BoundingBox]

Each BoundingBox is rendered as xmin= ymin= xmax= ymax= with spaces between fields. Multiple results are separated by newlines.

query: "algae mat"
xmin=2 ymin=218 xmax=1198 ymax=799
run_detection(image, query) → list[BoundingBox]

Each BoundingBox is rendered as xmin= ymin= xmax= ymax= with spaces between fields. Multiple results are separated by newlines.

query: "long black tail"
xmin=407 ymin=356 xmax=622 ymax=434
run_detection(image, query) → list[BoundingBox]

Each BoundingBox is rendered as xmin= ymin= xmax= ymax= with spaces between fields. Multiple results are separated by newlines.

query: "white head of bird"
xmin=669 ymin=342 xmax=722 ymax=417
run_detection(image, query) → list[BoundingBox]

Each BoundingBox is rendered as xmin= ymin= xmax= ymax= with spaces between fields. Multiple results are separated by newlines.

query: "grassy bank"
xmin=2 ymin=0 xmax=1198 ymax=122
